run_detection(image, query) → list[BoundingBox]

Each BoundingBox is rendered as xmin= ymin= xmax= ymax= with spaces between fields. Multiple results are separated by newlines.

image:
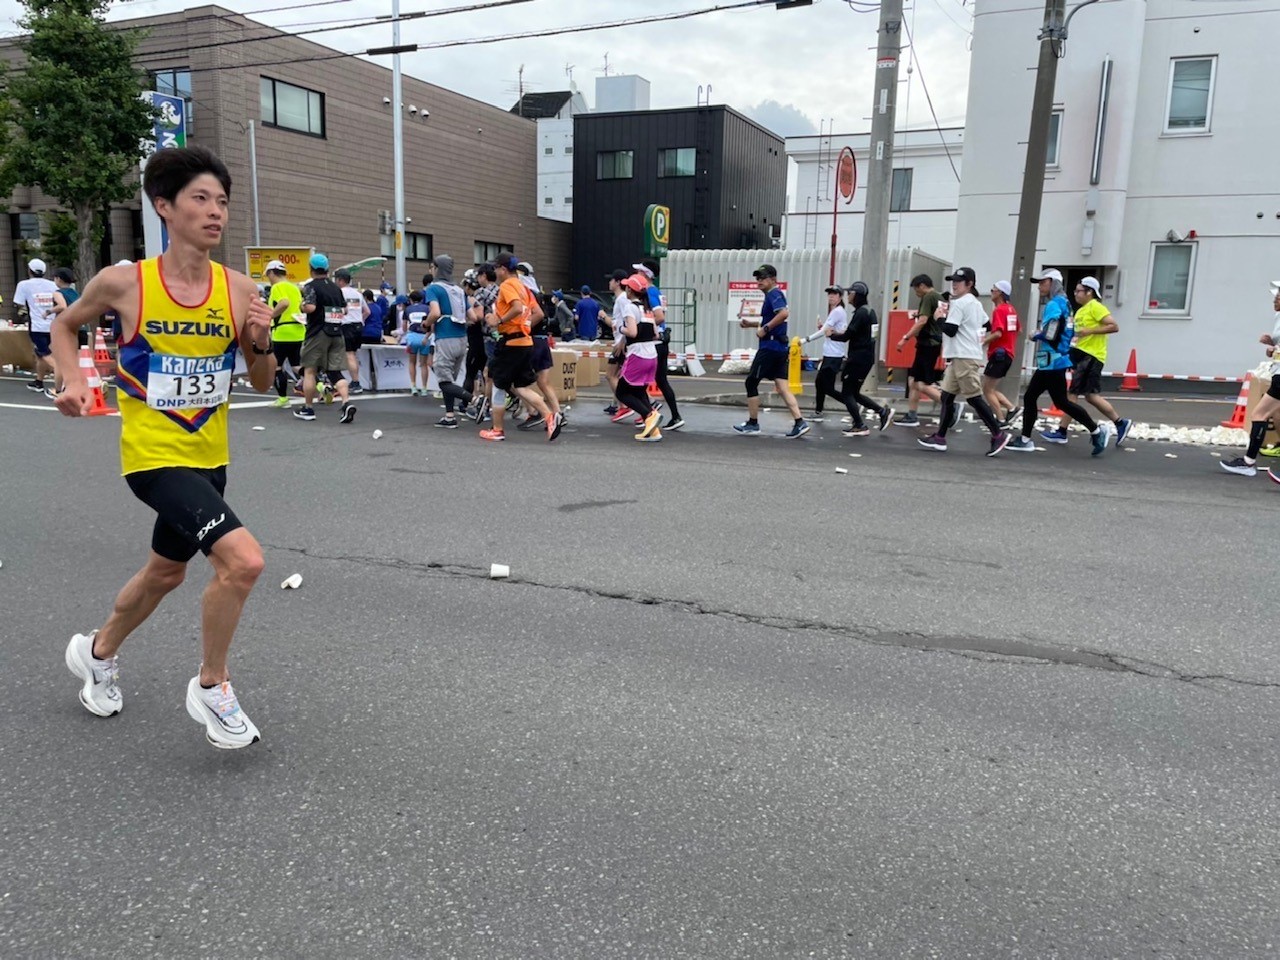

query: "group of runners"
xmin=26 ymin=144 xmax=1279 ymax=755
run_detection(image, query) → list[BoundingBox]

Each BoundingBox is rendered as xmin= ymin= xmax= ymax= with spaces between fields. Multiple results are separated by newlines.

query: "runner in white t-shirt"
xmin=805 ymin=285 xmax=849 ymax=421
xmin=13 ymin=258 xmax=60 ymax=396
xmin=335 ymin=268 xmax=369 ymax=395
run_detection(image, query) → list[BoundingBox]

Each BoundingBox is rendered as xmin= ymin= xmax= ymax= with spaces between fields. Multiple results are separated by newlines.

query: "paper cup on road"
xmin=489 ymin=563 xmax=510 ymax=580
xmin=281 ymin=573 xmax=303 ymax=590
xmin=372 ymin=429 xmax=383 ymax=439
xmin=835 ymin=467 xmax=849 ymax=474
xmin=252 ymin=425 xmax=266 ymax=431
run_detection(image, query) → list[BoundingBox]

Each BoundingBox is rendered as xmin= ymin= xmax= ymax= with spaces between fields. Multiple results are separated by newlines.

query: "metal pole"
xmin=248 ymin=120 xmax=261 ymax=246
xmin=859 ymin=0 xmax=903 ymax=319
xmin=1008 ymin=0 xmax=1065 ymax=377
xmin=392 ymin=0 xmax=407 ymax=294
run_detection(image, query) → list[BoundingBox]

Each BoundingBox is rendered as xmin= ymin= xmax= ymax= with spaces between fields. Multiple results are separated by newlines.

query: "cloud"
xmin=742 ymin=100 xmax=819 ymax=138
xmin=18 ymin=0 xmax=975 ymax=131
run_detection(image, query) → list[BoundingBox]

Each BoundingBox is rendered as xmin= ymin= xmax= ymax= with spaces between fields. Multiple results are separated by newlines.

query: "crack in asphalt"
xmin=262 ymin=542 xmax=1280 ymax=691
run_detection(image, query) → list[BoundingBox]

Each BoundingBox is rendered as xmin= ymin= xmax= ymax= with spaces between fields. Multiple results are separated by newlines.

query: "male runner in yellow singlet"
xmin=51 ymin=146 xmax=277 ymax=750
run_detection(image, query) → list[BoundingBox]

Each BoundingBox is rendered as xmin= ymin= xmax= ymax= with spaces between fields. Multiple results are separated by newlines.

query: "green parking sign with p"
xmin=644 ymin=204 xmax=670 ymax=259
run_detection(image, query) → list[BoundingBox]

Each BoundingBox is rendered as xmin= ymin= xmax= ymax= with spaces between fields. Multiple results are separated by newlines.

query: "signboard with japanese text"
xmin=727 ymin=279 xmax=789 ymax=327
xmin=245 ymin=247 xmax=314 ymax=285
xmin=140 ymin=92 xmax=187 ymax=258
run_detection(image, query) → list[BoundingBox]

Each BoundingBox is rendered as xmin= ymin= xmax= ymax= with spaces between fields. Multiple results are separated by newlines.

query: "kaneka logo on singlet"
xmin=144 ymin=320 xmax=232 ymax=338
xmin=196 ymin=513 xmax=225 ymax=542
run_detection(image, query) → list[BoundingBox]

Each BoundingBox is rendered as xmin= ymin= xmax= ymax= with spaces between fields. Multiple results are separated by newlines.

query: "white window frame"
xmin=1046 ymin=110 xmax=1063 ymax=168
xmin=1144 ymin=241 xmax=1197 ymax=317
xmin=1163 ymin=56 xmax=1216 ymax=135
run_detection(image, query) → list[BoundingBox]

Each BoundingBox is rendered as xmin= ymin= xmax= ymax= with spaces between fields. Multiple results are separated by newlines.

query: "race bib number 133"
xmin=146 ymin=353 xmax=233 ymax=410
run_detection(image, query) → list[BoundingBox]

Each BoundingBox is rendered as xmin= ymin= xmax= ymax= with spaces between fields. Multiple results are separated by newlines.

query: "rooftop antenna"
xmin=565 ymin=62 xmax=575 ymax=83
xmin=517 ymin=64 xmax=525 ymax=116
xmin=601 ymin=52 xmax=611 ymax=76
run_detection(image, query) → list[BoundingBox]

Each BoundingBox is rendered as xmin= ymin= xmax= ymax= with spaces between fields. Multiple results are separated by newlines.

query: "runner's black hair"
xmin=142 ymin=146 xmax=232 ymax=212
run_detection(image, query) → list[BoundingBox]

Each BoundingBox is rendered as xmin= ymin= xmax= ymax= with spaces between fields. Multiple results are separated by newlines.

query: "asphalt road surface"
xmin=2 ymin=378 xmax=1278 ymax=959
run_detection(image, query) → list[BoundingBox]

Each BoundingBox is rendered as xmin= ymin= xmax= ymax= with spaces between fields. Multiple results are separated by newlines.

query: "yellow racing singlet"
xmin=116 ymin=258 xmax=238 ymax=476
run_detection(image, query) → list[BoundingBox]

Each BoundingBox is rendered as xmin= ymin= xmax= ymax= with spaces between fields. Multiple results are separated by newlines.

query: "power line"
xmin=900 ymin=17 xmax=960 ymax=182
xmin=165 ymin=0 xmax=781 ymax=75
xmin=133 ymin=0 xmax=543 ymax=64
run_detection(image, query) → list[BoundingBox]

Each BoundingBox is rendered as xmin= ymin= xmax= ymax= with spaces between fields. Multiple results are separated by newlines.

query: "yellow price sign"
xmin=245 ymin=247 xmax=314 ymax=284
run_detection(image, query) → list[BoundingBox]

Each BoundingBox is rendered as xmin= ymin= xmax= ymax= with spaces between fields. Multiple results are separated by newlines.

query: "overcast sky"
xmin=0 ymin=0 xmax=974 ymax=137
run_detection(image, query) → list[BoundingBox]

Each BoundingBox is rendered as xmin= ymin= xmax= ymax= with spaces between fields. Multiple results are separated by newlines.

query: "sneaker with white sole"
xmin=1006 ymin=436 xmax=1037 ymax=452
xmin=784 ymin=421 xmax=811 ymax=439
xmin=1219 ymin=457 xmax=1257 ymax=477
xmin=186 ymin=676 xmax=261 ymax=749
xmin=733 ymin=420 xmax=761 ymax=435
xmin=271 ymin=396 xmax=291 ymax=408
xmin=893 ymin=413 xmax=920 ymax=428
xmin=64 ymin=631 xmax=122 ymax=717
xmin=664 ymin=417 xmax=686 ymax=431
xmin=1039 ymin=427 xmax=1069 ymax=445
xmin=294 ymin=406 xmax=316 ymax=421
xmin=878 ymin=406 xmax=894 ymax=432
xmin=1115 ymin=417 xmax=1133 ymax=446
xmin=339 ymin=402 xmax=357 ymax=424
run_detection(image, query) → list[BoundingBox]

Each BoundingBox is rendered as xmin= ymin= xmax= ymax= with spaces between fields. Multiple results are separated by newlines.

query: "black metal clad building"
xmin=570 ymin=106 xmax=785 ymax=287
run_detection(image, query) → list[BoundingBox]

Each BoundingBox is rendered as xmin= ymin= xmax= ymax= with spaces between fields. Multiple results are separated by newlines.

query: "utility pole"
xmin=391 ymin=0 xmax=407 ymax=295
xmin=859 ymin=0 xmax=903 ymax=323
xmin=1007 ymin=0 xmax=1100 ymax=374
xmin=1008 ymin=0 xmax=1064 ymax=373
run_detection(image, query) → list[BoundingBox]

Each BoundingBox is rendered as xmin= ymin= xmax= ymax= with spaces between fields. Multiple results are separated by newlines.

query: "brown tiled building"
xmin=0 ymin=4 xmax=570 ymax=298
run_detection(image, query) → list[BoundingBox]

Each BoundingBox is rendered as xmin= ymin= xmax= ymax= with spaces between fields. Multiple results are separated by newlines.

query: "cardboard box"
xmin=575 ymin=352 xmax=602 ymax=389
xmin=1245 ymin=375 xmax=1280 ymax=445
xmin=0 ymin=329 xmax=34 ymax=370
xmin=551 ymin=349 xmax=578 ymax=403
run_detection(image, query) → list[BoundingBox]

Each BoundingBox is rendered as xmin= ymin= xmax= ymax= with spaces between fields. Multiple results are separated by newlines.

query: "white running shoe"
xmin=64 ymin=631 xmax=122 ymax=717
xmin=186 ymin=676 xmax=261 ymax=749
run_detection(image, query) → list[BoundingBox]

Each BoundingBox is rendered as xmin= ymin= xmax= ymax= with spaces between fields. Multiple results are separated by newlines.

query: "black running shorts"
xmin=125 ymin=466 xmax=244 ymax=563
xmin=531 ymin=337 xmax=554 ymax=373
xmin=490 ymin=343 xmax=537 ymax=391
xmin=749 ymin=349 xmax=789 ymax=383
xmin=1268 ymin=374 xmax=1280 ymax=401
xmin=984 ymin=349 xmax=1013 ymax=380
xmin=909 ymin=341 xmax=942 ymax=384
xmin=1068 ymin=348 xmax=1104 ymax=396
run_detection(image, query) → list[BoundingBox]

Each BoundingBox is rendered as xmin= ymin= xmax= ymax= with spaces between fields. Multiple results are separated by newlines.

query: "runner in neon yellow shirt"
xmin=1041 ymin=275 xmax=1133 ymax=447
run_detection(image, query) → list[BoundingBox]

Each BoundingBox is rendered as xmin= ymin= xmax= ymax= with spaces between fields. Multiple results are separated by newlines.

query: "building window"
xmin=658 ymin=147 xmax=696 ymax=178
xmin=1165 ymin=57 xmax=1215 ymax=133
xmin=10 ymin=212 xmax=40 ymax=241
xmin=596 ymin=150 xmax=634 ymax=180
xmin=150 ymin=68 xmax=194 ymax=133
xmin=260 ymin=77 xmax=325 ymax=137
xmin=564 ymin=197 xmax=572 ymax=205
xmin=890 ymin=168 xmax=913 ymax=212
xmin=544 ymin=196 xmax=553 ymax=205
xmin=380 ymin=232 xmax=433 ymax=260
xmin=474 ymin=240 xmax=513 ymax=264
xmin=1046 ymin=110 xmax=1063 ymax=166
xmin=544 ymin=146 xmax=554 ymax=155
xmin=1146 ymin=242 xmax=1195 ymax=313
xmin=564 ymin=146 xmax=573 ymax=155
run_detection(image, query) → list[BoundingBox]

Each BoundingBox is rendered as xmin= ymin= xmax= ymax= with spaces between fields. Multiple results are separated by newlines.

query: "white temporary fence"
xmin=659 ymin=246 xmax=951 ymax=359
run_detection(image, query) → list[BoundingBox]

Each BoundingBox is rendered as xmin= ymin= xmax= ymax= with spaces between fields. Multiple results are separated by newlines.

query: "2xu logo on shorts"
xmin=196 ymin=513 xmax=226 ymax=542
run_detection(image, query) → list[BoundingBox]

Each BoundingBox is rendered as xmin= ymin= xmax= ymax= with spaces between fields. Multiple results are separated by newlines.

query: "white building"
xmin=510 ymin=75 xmax=651 ymax=225
xmin=511 ymin=86 xmax=590 ymax=224
xmin=785 ymin=127 xmax=964 ymax=262
xmin=954 ymin=0 xmax=1280 ymax=379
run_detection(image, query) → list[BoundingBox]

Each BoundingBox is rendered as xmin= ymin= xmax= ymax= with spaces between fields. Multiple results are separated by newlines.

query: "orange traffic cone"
xmin=93 ymin=329 xmax=114 ymax=380
xmin=1220 ymin=372 xmax=1253 ymax=429
xmin=79 ymin=346 xmax=115 ymax=416
xmin=1041 ymin=370 xmax=1070 ymax=417
xmin=1120 ymin=348 xmax=1141 ymax=391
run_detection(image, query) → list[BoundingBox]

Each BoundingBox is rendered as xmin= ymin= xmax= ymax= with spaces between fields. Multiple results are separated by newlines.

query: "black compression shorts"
xmin=125 ymin=466 xmax=243 ymax=563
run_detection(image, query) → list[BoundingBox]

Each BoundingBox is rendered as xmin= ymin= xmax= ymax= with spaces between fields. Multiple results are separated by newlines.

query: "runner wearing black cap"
xmin=734 ymin=264 xmax=809 ymax=438
xmin=828 ymin=281 xmax=893 ymax=436
xmin=917 ymin=267 xmax=1010 ymax=456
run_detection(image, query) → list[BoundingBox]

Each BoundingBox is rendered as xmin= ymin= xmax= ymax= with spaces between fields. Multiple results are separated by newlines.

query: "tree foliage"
xmin=0 ymin=0 xmax=154 ymax=280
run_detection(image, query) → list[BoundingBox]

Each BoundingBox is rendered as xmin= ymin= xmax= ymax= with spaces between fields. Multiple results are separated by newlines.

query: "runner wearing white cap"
xmin=982 ymin=280 xmax=1019 ymax=425
xmin=12 ymin=257 xmax=59 ymax=396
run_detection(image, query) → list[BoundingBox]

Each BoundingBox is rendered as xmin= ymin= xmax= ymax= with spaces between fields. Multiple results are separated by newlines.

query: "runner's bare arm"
xmin=231 ymin=272 xmax=277 ymax=393
xmin=52 ymin=265 xmax=135 ymax=412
